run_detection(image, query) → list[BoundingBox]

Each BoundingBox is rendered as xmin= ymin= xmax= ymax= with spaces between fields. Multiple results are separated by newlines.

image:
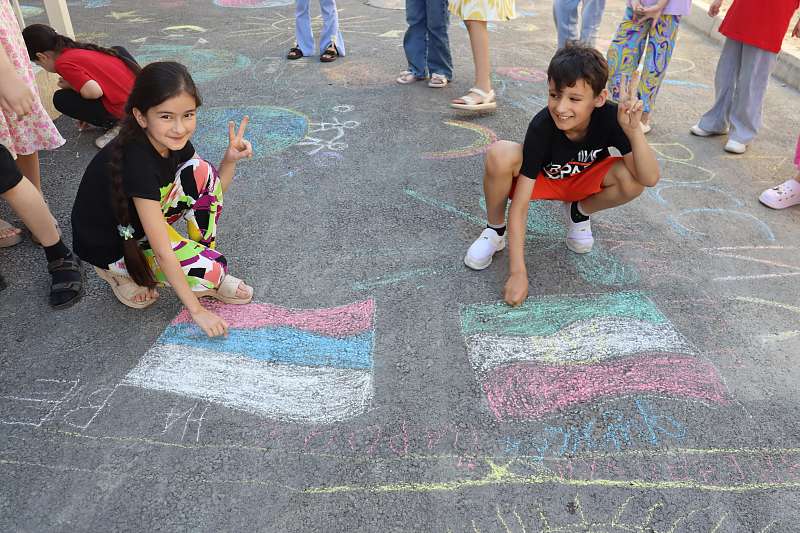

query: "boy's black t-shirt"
xmin=71 ymin=136 xmax=195 ymax=267
xmin=519 ymin=102 xmax=632 ymax=181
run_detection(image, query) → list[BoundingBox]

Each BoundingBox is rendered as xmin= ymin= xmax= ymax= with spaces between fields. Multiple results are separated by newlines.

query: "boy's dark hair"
xmin=547 ymin=43 xmax=609 ymax=96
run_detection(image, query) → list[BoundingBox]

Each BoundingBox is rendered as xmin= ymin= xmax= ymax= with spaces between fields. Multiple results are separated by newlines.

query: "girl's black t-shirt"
xmin=71 ymin=136 xmax=195 ymax=268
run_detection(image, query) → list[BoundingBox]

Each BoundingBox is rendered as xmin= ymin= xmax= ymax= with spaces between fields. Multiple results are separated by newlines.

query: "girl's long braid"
xmin=108 ymin=116 xmax=157 ymax=287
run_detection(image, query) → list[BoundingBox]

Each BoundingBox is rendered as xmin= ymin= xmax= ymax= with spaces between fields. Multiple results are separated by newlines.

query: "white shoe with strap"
xmin=450 ymin=87 xmax=497 ymax=111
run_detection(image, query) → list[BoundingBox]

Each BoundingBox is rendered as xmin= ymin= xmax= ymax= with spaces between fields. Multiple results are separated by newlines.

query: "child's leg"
xmin=2 ymin=176 xmax=59 ymax=247
xmin=553 ymin=0 xmax=580 ymax=49
xmin=425 ymin=0 xmax=453 ymax=79
xmin=697 ymin=38 xmax=742 ymax=134
xmin=579 ymin=0 xmax=606 ymax=47
xmin=727 ymin=43 xmax=777 ymax=145
xmin=606 ymin=9 xmax=647 ymax=106
xmin=53 ymin=89 xmax=117 ymax=129
xmin=164 ymin=159 xmax=224 ymax=249
xmin=578 ymin=160 xmax=644 ymax=215
xmin=638 ymin=15 xmax=680 ymax=122
xmin=484 ymin=141 xmax=523 ymax=225
xmin=14 ymin=152 xmax=41 ymax=192
xmin=403 ymin=0 xmax=428 ymax=78
xmin=294 ymin=0 xmax=315 ymax=56
xmin=318 ymin=0 xmax=345 ymax=55
xmin=465 ymin=20 xmax=491 ymax=93
xmin=464 ymin=141 xmax=522 ymax=270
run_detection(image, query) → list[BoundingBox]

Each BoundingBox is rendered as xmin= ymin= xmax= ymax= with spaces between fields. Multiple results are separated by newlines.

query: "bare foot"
xmin=236 ymin=281 xmax=252 ymax=300
xmin=132 ymin=287 xmax=159 ymax=304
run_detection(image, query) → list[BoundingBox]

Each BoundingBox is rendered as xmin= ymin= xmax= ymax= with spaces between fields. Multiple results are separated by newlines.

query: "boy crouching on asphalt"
xmin=464 ymin=44 xmax=660 ymax=306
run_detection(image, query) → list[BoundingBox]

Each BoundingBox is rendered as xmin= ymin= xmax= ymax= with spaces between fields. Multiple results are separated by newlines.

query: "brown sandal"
xmin=320 ymin=43 xmax=339 ymax=63
xmin=287 ymin=47 xmax=303 ymax=60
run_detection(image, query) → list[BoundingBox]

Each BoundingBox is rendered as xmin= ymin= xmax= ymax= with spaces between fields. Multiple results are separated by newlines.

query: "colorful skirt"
xmin=449 ymin=0 xmax=516 ymax=21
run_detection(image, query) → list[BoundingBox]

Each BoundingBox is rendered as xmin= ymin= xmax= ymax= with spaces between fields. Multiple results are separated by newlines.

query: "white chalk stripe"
xmin=465 ymin=316 xmax=696 ymax=377
xmin=123 ymin=344 xmax=373 ymax=423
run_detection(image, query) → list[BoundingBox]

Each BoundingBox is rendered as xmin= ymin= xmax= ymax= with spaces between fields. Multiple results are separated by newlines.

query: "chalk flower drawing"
xmin=460 ymin=291 xmax=731 ymax=421
xmin=124 ymin=300 xmax=375 ymax=423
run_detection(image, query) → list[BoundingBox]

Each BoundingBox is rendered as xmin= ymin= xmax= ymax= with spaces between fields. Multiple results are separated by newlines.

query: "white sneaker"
xmin=759 ymin=179 xmax=800 ymax=209
xmin=464 ymin=228 xmax=506 ymax=270
xmin=724 ymin=139 xmax=747 ymax=154
xmin=563 ymin=202 xmax=594 ymax=254
xmin=95 ymin=124 xmax=121 ymax=149
xmin=690 ymin=124 xmax=728 ymax=137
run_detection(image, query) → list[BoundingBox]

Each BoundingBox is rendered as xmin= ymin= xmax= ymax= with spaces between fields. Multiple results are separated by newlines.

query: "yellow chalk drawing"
xmin=650 ymin=142 xmax=715 ymax=184
xmin=421 ymin=120 xmax=498 ymax=160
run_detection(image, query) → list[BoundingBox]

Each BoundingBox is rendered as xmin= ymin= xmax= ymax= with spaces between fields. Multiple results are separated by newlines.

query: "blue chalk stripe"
xmin=159 ymin=325 xmax=374 ymax=370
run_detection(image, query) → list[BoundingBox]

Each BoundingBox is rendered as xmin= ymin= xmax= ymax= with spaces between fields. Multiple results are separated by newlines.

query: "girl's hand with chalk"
xmin=223 ymin=115 xmax=254 ymax=163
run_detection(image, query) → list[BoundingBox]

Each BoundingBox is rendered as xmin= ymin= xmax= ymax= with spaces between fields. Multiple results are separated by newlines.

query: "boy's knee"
xmin=485 ymin=141 xmax=521 ymax=175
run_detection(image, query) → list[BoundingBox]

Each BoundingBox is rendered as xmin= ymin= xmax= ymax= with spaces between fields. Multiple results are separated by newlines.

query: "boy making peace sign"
xmin=463 ymin=44 xmax=661 ymax=306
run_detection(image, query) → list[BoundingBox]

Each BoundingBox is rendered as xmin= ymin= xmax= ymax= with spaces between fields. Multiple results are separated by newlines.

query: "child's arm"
xmin=78 ymin=80 xmax=103 ymax=100
xmin=504 ymin=176 xmax=536 ymax=307
xmin=0 ymin=47 xmax=34 ymax=117
xmin=134 ymin=197 xmax=229 ymax=337
xmin=617 ymin=72 xmax=660 ymax=187
xmin=217 ymin=117 xmax=253 ymax=193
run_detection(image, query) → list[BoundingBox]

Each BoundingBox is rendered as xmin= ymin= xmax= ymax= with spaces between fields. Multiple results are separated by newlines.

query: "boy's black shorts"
xmin=0 ymin=144 xmax=22 ymax=195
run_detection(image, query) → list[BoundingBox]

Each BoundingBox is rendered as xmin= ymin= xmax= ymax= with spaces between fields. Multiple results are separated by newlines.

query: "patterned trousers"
xmin=109 ymin=158 xmax=228 ymax=291
xmin=606 ymin=8 xmax=681 ymax=115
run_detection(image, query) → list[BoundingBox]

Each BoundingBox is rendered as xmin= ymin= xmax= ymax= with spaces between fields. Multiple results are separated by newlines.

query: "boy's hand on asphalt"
xmin=503 ymin=273 xmax=529 ymax=307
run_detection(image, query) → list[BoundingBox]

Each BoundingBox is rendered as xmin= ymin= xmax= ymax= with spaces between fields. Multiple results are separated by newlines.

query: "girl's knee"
xmin=176 ymin=158 xmax=220 ymax=194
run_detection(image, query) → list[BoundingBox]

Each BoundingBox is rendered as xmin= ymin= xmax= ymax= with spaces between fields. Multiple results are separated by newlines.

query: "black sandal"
xmin=320 ymin=43 xmax=339 ymax=63
xmin=287 ymin=47 xmax=303 ymax=60
xmin=48 ymin=253 xmax=84 ymax=310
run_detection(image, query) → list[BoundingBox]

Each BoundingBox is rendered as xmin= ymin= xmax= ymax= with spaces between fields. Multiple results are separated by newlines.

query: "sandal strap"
xmin=48 ymin=255 xmax=81 ymax=273
xmin=51 ymin=280 xmax=82 ymax=292
xmin=468 ymin=87 xmax=491 ymax=98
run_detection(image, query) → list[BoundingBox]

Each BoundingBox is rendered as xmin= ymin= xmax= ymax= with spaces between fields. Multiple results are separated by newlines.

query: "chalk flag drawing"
xmin=134 ymin=44 xmax=251 ymax=84
xmin=123 ymin=300 xmax=375 ymax=423
xmin=460 ymin=291 xmax=730 ymax=421
xmin=193 ymin=106 xmax=308 ymax=161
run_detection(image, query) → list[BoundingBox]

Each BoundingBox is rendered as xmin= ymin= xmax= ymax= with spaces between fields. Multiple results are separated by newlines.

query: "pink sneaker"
xmin=759 ymin=179 xmax=800 ymax=209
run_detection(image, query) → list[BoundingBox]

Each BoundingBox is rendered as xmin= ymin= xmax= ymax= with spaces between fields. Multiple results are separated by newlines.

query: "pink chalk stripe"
xmin=483 ymin=353 xmax=730 ymax=421
xmin=172 ymin=299 xmax=374 ymax=337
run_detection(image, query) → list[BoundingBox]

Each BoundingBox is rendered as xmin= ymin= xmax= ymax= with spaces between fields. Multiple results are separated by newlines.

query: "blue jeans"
xmin=552 ymin=0 xmax=607 ymax=49
xmin=295 ymin=0 xmax=346 ymax=56
xmin=403 ymin=0 xmax=452 ymax=79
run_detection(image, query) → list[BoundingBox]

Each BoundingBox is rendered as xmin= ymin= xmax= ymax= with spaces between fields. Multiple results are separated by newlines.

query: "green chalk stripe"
xmin=460 ymin=291 xmax=666 ymax=337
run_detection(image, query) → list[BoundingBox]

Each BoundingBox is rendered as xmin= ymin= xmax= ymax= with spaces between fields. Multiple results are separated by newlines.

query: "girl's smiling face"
xmin=132 ymin=91 xmax=198 ymax=157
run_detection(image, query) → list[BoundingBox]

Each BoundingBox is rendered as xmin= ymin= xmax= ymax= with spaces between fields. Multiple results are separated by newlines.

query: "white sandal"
xmin=450 ymin=87 xmax=496 ymax=111
xmin=428 ymin=73 xmax=449 ymax=88
xmin=396 ymin=70 xmax=423 ymax=85
xmin=197 ymin=274 xmax=253 ymax=305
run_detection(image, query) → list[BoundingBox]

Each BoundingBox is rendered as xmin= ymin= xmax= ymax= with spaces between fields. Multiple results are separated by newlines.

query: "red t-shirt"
xmin=54 ymin=48 xmax=136 ymax=118
xmin=719 ymin=0 xmax=799 ymax=53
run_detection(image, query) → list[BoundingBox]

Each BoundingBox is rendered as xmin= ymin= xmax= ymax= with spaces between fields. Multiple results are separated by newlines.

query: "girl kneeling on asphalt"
xmin=71 ymin=61 xmax=254 ymax=338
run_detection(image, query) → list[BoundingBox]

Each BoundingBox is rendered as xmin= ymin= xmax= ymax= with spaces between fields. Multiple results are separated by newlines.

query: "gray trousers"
xmin=698 ymin=38 xmax=777 ymax=144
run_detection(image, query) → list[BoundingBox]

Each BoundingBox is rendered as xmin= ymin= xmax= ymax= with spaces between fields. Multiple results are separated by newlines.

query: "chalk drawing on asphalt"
xmin=123 ymin=300 xmax=375 ymax=423
xmin=460 ymin=494 xmax=774 ymax=533
xmin=193 ymin=105 xmax=308 ymax=161
xmin=704 ymin=246 xmax=800 ymax=281
xmin=495 ymin=66 xmax=547 ymax=83
xmin=296 ymin=116 xmax=359 ymax=155
xmin=0 ymin=379 xmax=78 ymax=427
xmin=227 ymin=12 xmax=390 ymax=46
xmin=134 ymin=44 xmax=251 ymax=84
xmin=460 ymin=291 xmax=731 ymax=421
xmin=106 ymin=10 xmax=152 ymax=23
xmin=421 ymin=120 xmax=498 ymax=160
xmin=214 ymin=0 xmax=293 ymax=7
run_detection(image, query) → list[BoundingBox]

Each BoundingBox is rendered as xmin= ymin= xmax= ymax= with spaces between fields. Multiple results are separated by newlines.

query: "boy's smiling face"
xmin=547 ymin=78 xmax=608 ymax=137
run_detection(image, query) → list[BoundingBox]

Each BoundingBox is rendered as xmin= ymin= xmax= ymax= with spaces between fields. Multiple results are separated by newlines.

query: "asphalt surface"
xmin=2 ymin=0 xmax=800 ymax=531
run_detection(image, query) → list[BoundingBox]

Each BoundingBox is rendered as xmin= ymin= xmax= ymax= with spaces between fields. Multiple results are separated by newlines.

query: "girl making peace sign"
xmin=71 ymin=61 xmax=253 ymax=337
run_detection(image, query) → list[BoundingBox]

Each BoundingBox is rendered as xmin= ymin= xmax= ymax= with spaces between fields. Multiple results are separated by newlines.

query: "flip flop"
xmin=94 ymin=266 xmax=158 ymax=309
xmin=197 ymin=274 xmax=253 ymax=305
xmin=0 ymin=218 xmax=22 ymax=248
xmin=450 ymin=87 xmax=497 ymax=111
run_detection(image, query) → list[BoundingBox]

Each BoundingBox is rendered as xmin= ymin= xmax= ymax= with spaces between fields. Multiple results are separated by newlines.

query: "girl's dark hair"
xmin=547 ymin=43 xmax=609 ymax=96
xmin=109 ymin=62 xmax=201 ymax=287
xmin=22 ymin=24 xmax=141 ymax=75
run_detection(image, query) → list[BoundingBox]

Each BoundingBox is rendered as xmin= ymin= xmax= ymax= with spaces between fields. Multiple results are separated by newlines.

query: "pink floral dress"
xmin=0 ymin=1 xmax=64 ymax=156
